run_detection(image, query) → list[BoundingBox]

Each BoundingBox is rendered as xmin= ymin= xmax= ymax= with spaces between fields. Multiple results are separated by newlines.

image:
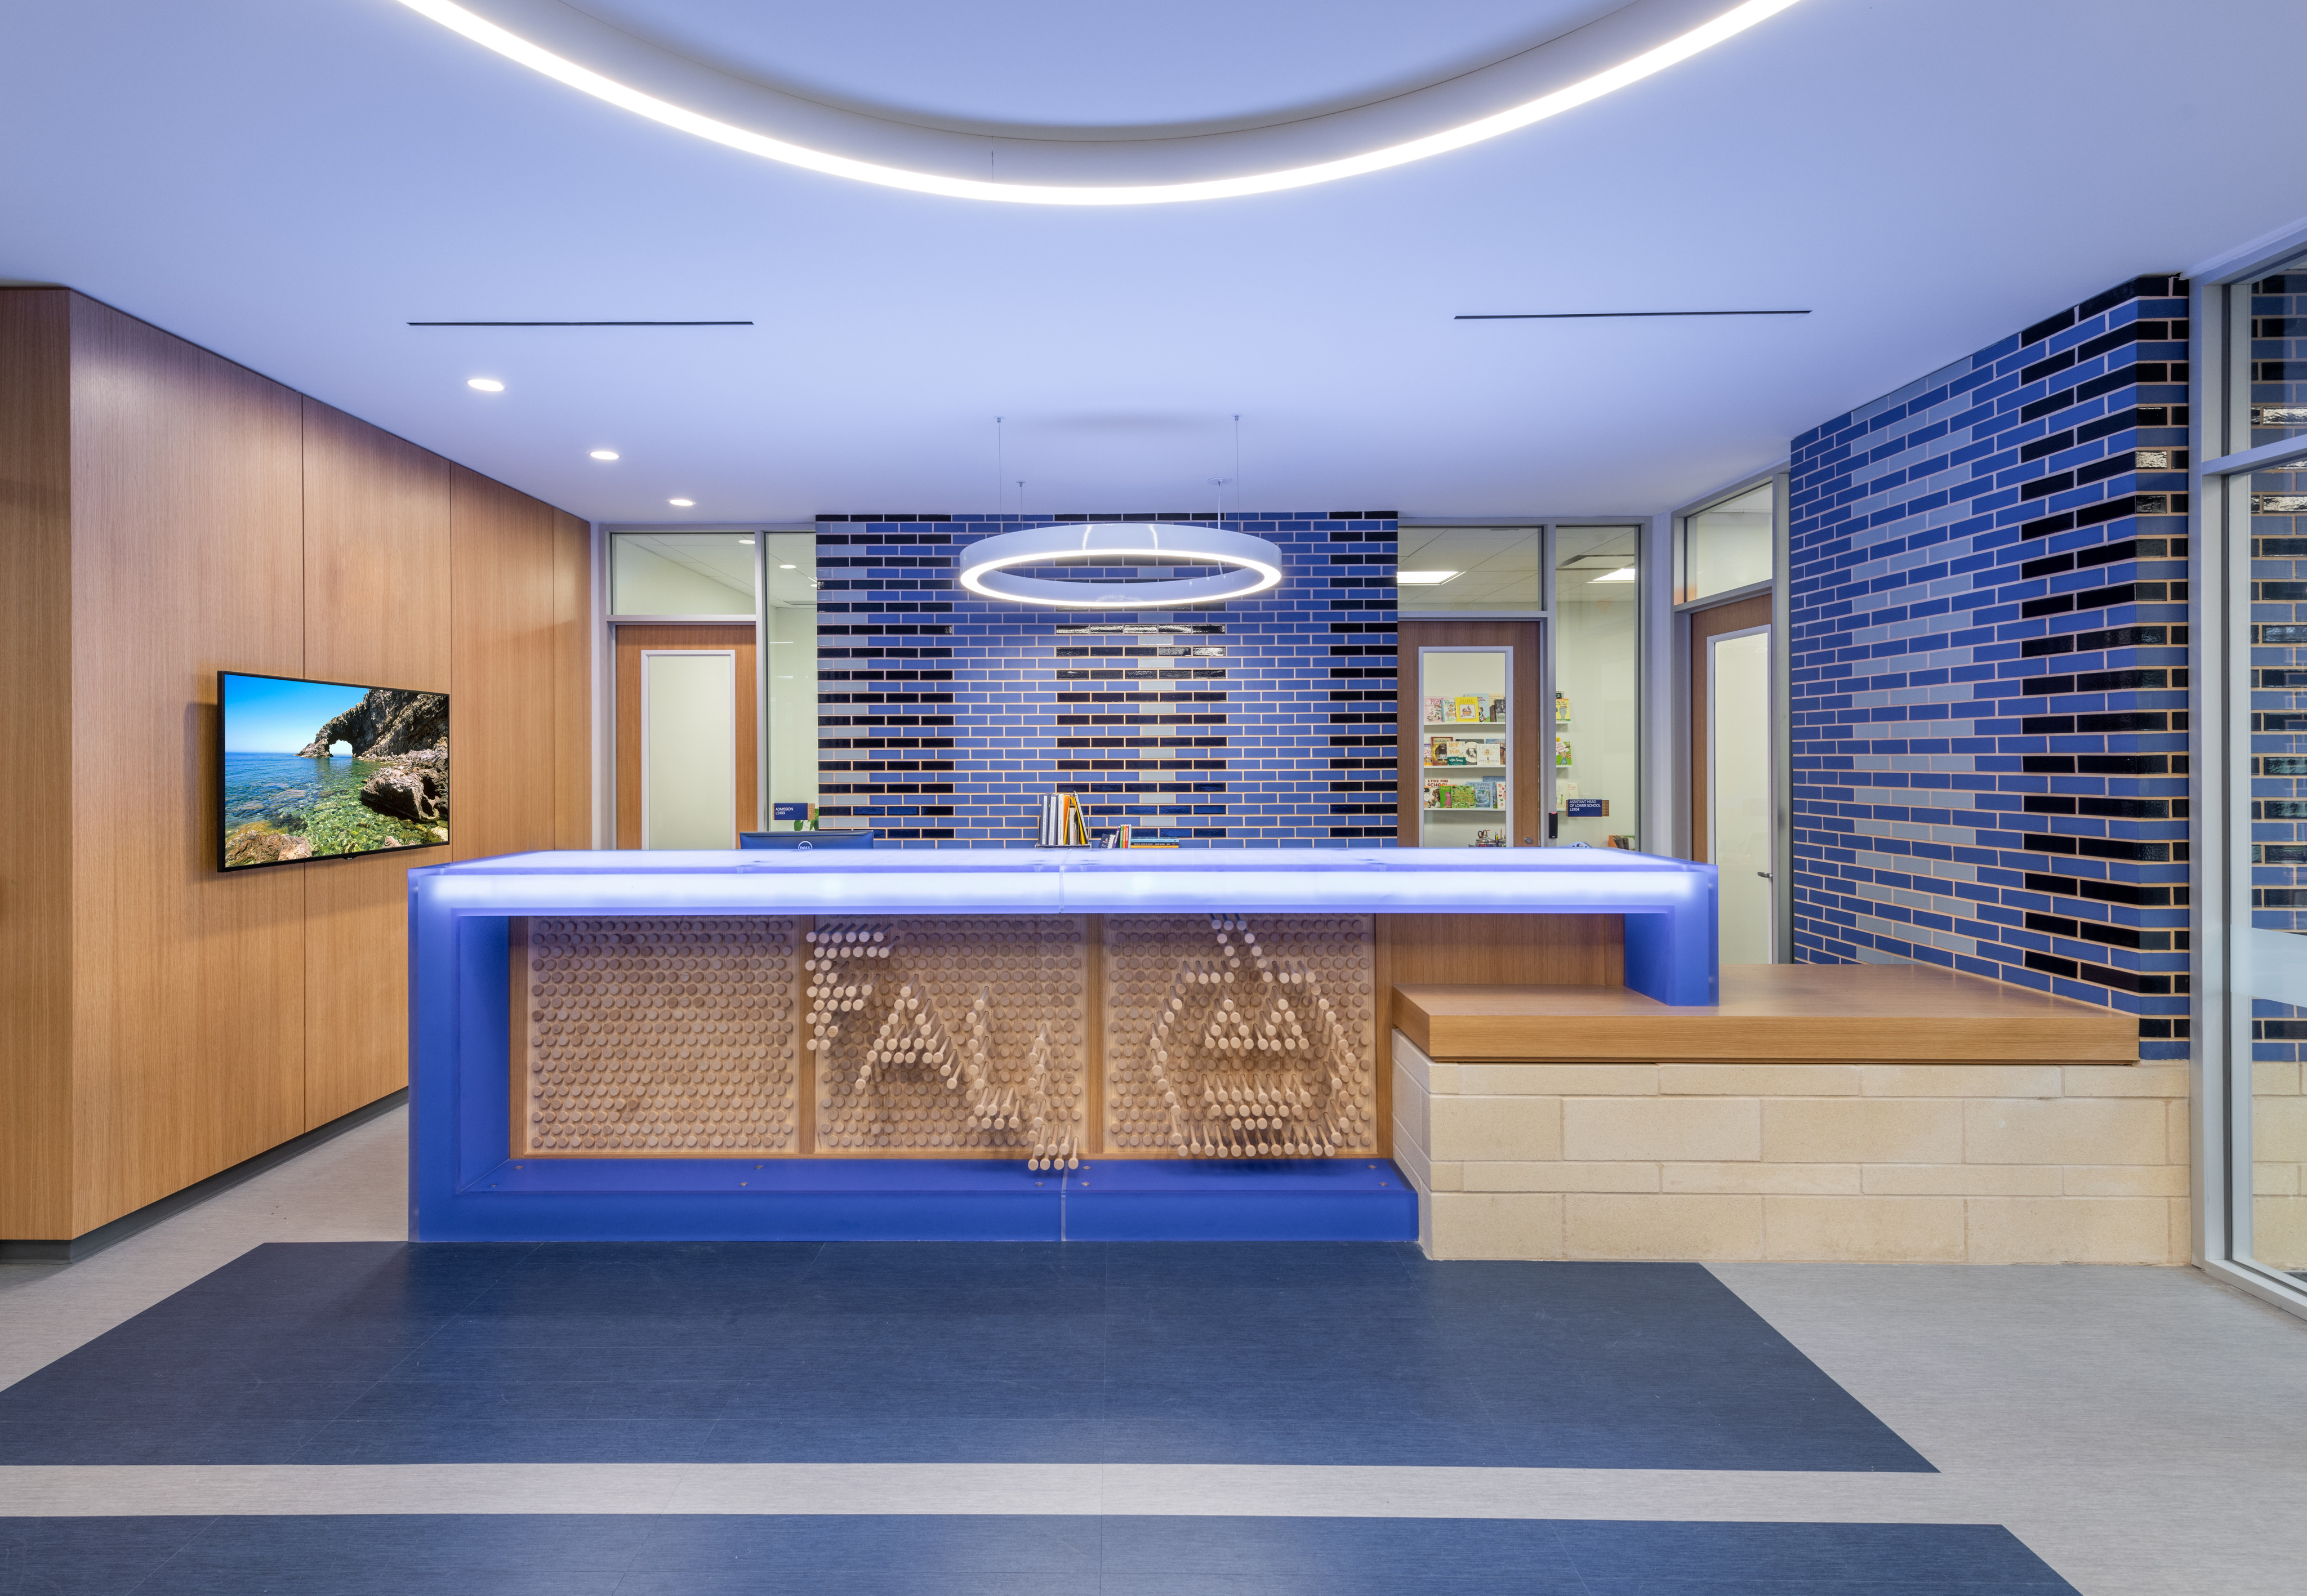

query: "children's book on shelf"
xmin=1423 ymin=733 xmax=1506 ymax=768
xmin=1423 ymin=777 xmax=1503 ymax=810
xmin=1423 ymin=694 xmax=1507 ymax=724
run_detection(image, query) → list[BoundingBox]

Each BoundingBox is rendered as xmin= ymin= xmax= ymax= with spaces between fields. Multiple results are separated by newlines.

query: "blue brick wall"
xmin=1787 ymin=274 xmax=2193 ymax=1059
xmin=812 ymin=511 xmax=1398 ymax=847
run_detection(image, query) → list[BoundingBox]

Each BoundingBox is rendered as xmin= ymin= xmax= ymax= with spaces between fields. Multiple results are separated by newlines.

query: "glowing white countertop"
xmin=407 ymin=847 xmax=1718 ymax=1005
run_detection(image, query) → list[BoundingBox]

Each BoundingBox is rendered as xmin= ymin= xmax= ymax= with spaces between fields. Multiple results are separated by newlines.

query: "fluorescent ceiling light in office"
xmin=1396 ymin=570 xmax=1460 ymax=586
xmin=959 ymin=524 xmax=1282 ymax=609
xmin=391 ymin=0 xmax=1806 ymax=206
xmin=1589 ymin=566 xmax=1638 ymax=582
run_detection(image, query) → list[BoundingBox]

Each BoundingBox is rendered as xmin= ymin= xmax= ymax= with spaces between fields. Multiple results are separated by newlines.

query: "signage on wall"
xmin=1566 ymin=798 xmax=1610 ymax=818
xmin=773 ymin=801 xmax=811 ymax=822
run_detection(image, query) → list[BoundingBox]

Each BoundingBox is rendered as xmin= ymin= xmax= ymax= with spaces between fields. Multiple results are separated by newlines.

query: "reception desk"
xmin=406 ymin=847 xmax=1715 ymax=1241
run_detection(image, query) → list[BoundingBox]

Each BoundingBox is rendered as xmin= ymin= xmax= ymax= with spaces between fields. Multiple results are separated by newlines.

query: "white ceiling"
xmin=3 ymin=1 xmax=2300 ymax=527
xmin=568 ymin=0 xmax=1622 ymax=132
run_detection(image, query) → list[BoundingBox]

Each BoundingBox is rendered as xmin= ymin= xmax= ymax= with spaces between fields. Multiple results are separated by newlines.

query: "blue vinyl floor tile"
xmin=0 ymin=1517 xmax=2078 ymax=1596
xmin=0 ymin=1241 xmax=1931 ymax=1471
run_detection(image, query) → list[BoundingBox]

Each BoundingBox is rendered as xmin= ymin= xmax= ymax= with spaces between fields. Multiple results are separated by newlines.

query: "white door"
xmin=1708 ymin=627 xmax=1774 ymax=962
xmin=642 ymin=650 xmax=737 ymax=849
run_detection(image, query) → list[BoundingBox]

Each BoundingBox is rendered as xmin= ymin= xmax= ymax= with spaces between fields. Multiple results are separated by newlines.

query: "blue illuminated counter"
xmin=407 ymin=847 xmax=1715 ymax=1242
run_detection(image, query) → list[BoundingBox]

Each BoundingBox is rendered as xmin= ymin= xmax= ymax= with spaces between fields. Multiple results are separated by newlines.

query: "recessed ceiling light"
xmin=778 ymin=563 xmax=796 ymax=570
xmin=393 ymin=0 xmax=1806 ymax=207
xmin=737 ymin=537 xmax=754 ymax=546
xmin=667 ymin=498 xmax=695 ymax=507
xmin=1589 ymin=566 xmax=1638 ymax=582
xmin=1396 ymin=570 xmax=1461 ymax=586
xmin=466 ymin=377 xmax=505 ymax=392
xmin=589 ymin=449 xmax=619 ymax=461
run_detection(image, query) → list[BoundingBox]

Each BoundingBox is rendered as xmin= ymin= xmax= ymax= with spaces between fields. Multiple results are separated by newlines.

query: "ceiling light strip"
xmin=408 ymin=319 xmax=754 ymax=326
xmin=393 ymin=0 xmax=1805 ymax=206
xmin=1456 ymin=310 xmax=1812 ymax=319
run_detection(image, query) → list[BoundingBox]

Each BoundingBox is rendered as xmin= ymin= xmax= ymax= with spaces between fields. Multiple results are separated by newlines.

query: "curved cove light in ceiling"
xmin=394 ymin=0 xmax=1805 ymax=205
xmin=563 ymin=0 xmax=1625 ymax=133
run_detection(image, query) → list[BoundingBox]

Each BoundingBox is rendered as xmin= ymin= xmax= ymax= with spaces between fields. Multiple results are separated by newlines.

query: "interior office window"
xmin=1396 ymin=527 xmax=1542 ymax=614
xmin=1676 ymin=482 xmax=1774 ymax=604
xmin=760 ymin=533 xmax=819 ymax=821
xmin=610 ymin=531 xmax=758 ymax=615
xmin=1553 ymin=526 xmax=1641 ymax=846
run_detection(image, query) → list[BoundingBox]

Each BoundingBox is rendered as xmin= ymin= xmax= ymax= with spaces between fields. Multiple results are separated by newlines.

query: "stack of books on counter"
xmin=1037 ymin=793 xmax=1092 ymax=846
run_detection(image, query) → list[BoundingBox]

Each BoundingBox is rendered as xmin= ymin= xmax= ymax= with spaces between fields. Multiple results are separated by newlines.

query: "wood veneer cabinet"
xmin=0 ymin=289 xmax=591 ymax=1247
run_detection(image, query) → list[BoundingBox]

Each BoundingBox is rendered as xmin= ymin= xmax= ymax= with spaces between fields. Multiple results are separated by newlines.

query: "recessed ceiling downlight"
xmin=589 ymin=449 xmax=620 ymax=460
xmin=392 ymin=0 xmax=1806 ymax=206
xmin=466 ymin=377 xmax=505 ymax=391
xmin=668 ymin=498 xmax=696 ymax=507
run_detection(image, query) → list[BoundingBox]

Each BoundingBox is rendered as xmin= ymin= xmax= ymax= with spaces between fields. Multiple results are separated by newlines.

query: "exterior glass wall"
xmin=2203 ymin=243 xmax=2307 ymax=1314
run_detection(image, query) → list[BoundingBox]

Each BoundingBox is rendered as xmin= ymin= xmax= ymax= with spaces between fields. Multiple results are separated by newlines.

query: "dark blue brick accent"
xmin=1787 ymin=277 xmax=2191 ymax=1058
xmin=814 ymin=514 xmax=1398 ymax=848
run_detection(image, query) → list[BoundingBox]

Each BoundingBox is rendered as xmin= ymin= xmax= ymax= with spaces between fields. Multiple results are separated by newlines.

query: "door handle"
xmin=1756 ymin=871 xmax=1772 ymax=879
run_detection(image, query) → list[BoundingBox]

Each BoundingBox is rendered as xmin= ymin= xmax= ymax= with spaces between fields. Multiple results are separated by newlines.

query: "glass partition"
xmin=611 ymin=531 xmax=757 ymax=615
xmin=1396 ymin=527 xmax=1542 ymax=614
xmin=760 ymin=532 xmax=820 ymax=823
xmin=1676 ymin=482 xmax=1774 ymax=604
xmin=1553 ymin=525 xmax=1642 ymax=847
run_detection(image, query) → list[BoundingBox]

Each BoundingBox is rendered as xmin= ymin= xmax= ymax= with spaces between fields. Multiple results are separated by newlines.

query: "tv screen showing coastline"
xmin=219 ymin=672 xmax=448 ymax=871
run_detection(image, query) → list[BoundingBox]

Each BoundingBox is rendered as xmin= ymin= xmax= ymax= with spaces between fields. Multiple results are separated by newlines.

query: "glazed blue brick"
xmin=813 ymin=514 xmax=1399 ymax=849
xmin=1789 ymin=273 xmax=2192 ymax=1056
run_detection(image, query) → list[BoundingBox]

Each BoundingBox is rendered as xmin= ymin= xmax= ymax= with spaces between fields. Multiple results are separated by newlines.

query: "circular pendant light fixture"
xmin=390 ymin=0 xmax=1806 ymax=206
xmin=957 ymin=523 xmax=1283 ymax=609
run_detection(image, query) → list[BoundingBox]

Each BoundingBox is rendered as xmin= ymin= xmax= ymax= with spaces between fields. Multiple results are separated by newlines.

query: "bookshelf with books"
xmin=1416 ymin=649 xmax=1516 ymax=847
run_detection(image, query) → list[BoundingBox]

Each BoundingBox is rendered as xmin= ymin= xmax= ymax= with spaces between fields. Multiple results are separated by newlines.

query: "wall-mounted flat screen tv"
xmin=219 ymin=671 xmax=449 ymax=870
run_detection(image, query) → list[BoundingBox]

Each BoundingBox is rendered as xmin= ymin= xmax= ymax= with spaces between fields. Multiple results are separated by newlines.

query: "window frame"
xmin=2191 ymin=225 xmax=2307 ymax=1322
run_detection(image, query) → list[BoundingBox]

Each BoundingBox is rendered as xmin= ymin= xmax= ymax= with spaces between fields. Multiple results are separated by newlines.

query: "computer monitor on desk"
xmin=738 ymin=828 xmax=877 ymax=850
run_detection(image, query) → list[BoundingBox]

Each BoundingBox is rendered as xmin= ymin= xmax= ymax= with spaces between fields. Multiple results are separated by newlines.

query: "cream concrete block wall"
xmin=2253 ymin=1058 xmax=2307 ymax=1270
xmin=1394 ymin=1031 xmax=2190 ymax=1263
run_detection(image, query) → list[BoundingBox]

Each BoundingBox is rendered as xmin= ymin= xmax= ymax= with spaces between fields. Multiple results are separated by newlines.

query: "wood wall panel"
xmin=1382 ymin=913 xmax=1623 ymax=989
xmin=66 ymin=293 xmax=309 ymax=1233
xmin=0 ymin=291 xmax=79 ymax=1239
xmin=1 ymin=289 xmax=595 ymax=1242
xmin=298 ymin=398 xmax=455 ymax=1128
xmin=449 ymin=466 xmax=558 ymax=861
xmin=551 ymin=510 xmax=593 ymax=849
xmin=300 ymin=399 xmax=452 ymax=690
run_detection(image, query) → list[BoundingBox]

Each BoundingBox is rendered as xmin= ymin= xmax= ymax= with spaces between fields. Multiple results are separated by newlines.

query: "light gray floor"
xmin=3 ymin=1109 xmax=2304 ymax=1595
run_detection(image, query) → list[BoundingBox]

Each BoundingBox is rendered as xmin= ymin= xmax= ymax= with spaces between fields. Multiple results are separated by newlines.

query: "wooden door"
xmin=614 ymin=624 xmax=756 ymax=848
xmin=1397 ymin=619 xmax=1542 ymax=846
xmin=1687 ymin=594 xmax=1771 ymax=863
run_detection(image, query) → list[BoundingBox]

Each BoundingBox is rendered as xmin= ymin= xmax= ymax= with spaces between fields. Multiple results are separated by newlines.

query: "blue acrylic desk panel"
xmin=407 ymin=848 xmax=1715 ymax=1241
